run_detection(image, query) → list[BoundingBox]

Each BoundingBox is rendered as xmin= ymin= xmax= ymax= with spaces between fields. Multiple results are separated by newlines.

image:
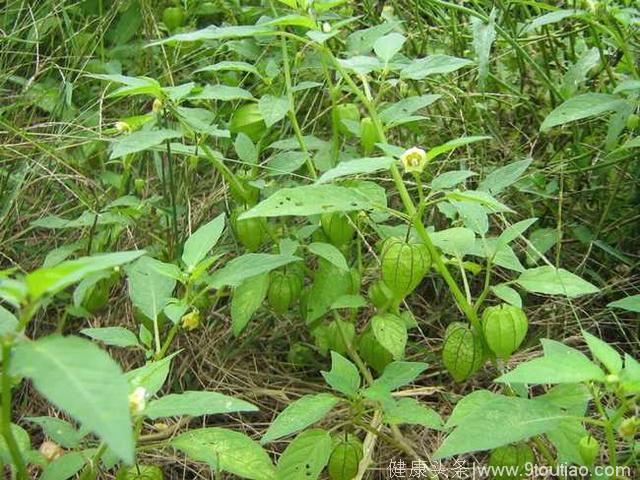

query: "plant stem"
xmin=1 ymin=341 xmax=27 ymax=479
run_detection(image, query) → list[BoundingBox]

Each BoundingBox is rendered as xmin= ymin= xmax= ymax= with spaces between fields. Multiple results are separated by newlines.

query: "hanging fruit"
xmin=381 ymin=237 xmax=431 ymax=299
xmin=442 ymin=322 xmax=485 ymax=382
xmin=481 ymin=304 xmax=528 ymax=359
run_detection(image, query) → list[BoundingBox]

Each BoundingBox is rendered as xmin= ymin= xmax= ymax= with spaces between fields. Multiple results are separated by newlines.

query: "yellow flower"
xmin=181 ymin=310 xmax=201 ymax=331
xmin=39 ymin=441 xmax=64 ymax=462
xmin=400 ymin=147 xmax=427 ymax=174
xmin=152 ymin=98 xmax=163 ymax=113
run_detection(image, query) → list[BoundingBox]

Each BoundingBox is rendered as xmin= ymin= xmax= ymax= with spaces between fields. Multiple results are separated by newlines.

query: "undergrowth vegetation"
xmin=0 ymin=0 xmax=639 ymax=479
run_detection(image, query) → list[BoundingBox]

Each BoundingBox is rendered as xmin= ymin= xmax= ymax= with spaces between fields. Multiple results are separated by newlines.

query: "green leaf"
xmin=127 ymin=257 xmax=176 ymax=320
xmin=372 ymin=314 xmax=407 ymax=360
xmin=13 ymin=336 xmax=134 ymax=463
xmin=275 ymin=429 xmax=332 ymax=480
xmin=321 ymin=352 xmax=360 ymax=398
xmin=384 ymin=398 xmax=442 ymax=429
xmin=80 ymin=327 xmax=139 ymax=348
xmin=478 ymin=158 xmax=532 ymax=194
xmin=431 ymin=227 xmax=476 ymax=258
xmin=608 ymin=294 xmax=640 ymax=312
xmin=182 ymin=213 xmax=225 ymax=271
xmin=445 ymin=390 xmax=500 ymax=428
xmin=41 ymin=452 xmax=87 ymax=480
xmin=308 ymin=243 xmax=349 ymax=271
xmin=110 ymin=129 xmax=181 ymax=159
xmin=490 ymin=284 xmax=522 ymax=308
xmin=0 ymin=305 xmax=18 ymax=335
xmin=434 ymin=395 xmax=570 ymax=459
xmin=145 ymin=391 xmax=258 ymax=419
xmin=88 ymin=74 xmax=162 ymax=99
xmin=231 ymin=273 xmax=270 ymax=335
xmin=517 ymin=266 xmax=599 ymax=298
xmin=582 ymin=330 xmax=622 ymax=374
xmin=431 ymin=170 xmax=476 ymax=190
xmin=262 ymin=394 xmax=340 ymax=444
xmin=26 ymin=251 xmax=144 ymax=300
xmin=315 ymin=157 xmax=394 ymax=184
xmin=373 ymin=32 xmax=406 ymax=62
xmin=208 ymin=254 xmax=301 ymax=289
xmin=27 ymin=416 xmax=82 ymax=448
xmin=172 ymin=428 xmax=275 ymax=480
xmin=427 ymin=136 xmax=491 ymax=162
xmin=540 ymin=93 xmax=625 ymax=132
xmin=523 ymin=9 xmax=585 ymax=33
xmin=372 ymin=361 xmax=428 ymax=391
xmin=0 ymin=423 xmax=30 ymax=464
xmin=240 ymin=185 xmax=372 ymax=219
xmin=471 ymin=9 xmax=496 ymax=89
xmin=149 ymin=24 xmax=276 ymax=45
xmin=259 ymin=95 xmax=290 ymax=127
xmin=126 ymin=352 xmax=178 ymax=397
xmin=400 ymin=54 xmax=473 ymax=80
xmin=545 ymin=419 xmax=588 ymax=466
xmin=346 ymin=22 xmax=402 ymax=55
xmin=189 ymin=84 xmax=254 ymax=101
xmin=379 ymin=95 xmax=441 ymax=126
xmin=495 ymin=347 xmax=605 ymax=384
xmin=235 ymin=133 xmax=259 ymax=164
xmin=195 ymin=61 xmax=261 ymax=77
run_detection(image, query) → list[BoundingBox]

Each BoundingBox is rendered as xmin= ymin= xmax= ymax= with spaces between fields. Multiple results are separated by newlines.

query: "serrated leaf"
xmin=13 ymin=336 xmax=134 ymax=463
xmin=262 ymin=394 xmax=340 ymax=444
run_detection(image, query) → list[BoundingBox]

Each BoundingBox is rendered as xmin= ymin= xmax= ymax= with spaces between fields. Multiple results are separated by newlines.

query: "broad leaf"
xmin=80 ymin=327 xmax=139 ymax=348
xmin=240 ymin=185 xmax=372 ymax=219
xmin=321 ymin=352 xmax=360 ymax=398
xmin=145 ymin=391 xmax=258 ymax=419
xmin=172 ymin=428 xmax=275 ymax=480
xmin=262 ymin=394 xmax=340 ymax=444
xmin=371 ymin=361 xmax=428 ymax=391
xmin=259 ymin=95 xmax=289 ymax=127
xmin=426 ymin=136 xmax=491 ymax=162
xmin=127 ymin=257 xmax=176 ymax=321
xmin=275 ymin=429 xmax=332 ymax=480
xmin=110 ymin=129 xmax=181 ymax=159
xmin=315 ymin=157 xmax=394 ymax=184
xmin=208 ymin=254 xmax=300 ymax=288
xmin=41 ymin=452 xmax=87 ymax=480
xmin=384 ymin=398 xmax=442 ymax=429
xmin=182 ymin=213 xmax=225 ymax=271
xmin=373 ymin=32 xmax=406 ymax=62
xmin=582 ymin=330 xmax=622 ymax=374
xmin=540 ymin=93 xmax=625 ymax=131
xmin=400 ymin=54 xmax=473 ymax=80
xmin=607 ymin=294 xmax=640 ymax=313
xmin=308 ymin=243 xmax=349 ymax=271
xmin=150 ymin=25 xmax=276 ymax=45
xmin=13 ymin=336 xmax=134 ymax=463
xmin=517 ymin=266 xmax=599 ymax=298
xmin=372 ymin=314 xmax=407 ymax=360
xmin=478 ymin=158 xmax=532 ymax=194
xmin=231 ymin=273 xmax=270 ymax=335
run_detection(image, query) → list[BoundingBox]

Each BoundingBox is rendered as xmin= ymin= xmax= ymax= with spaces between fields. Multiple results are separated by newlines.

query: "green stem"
xmin=1 ymin=342 xmax=27 ymax=479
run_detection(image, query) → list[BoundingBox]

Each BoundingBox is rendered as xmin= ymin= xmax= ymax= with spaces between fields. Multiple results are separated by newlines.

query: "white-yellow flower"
xmin=400 ymin=147 xmax=427 ymax=174
xmin=114 ymin=121 xmax=131 ymax=133
xmin=128 ymin=386 xmax=147 ymax=414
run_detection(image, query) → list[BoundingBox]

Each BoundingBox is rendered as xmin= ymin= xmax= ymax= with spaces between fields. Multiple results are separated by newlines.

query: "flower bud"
xmin=115 ymin=121 xmax=131 ymax=133
xmin=322 ymin=22 xmax=332 ymax=33
xmin=152 ymin=98 xmax=163 ymax=113
xmin=619 ymin=417 xmax=638 ymax=438
xmin=578 ymin=435 xmax=599 ymax=466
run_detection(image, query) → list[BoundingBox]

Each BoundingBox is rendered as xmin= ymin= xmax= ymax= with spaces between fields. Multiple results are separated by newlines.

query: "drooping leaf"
xmin=13 ymin=336 xmax=134 ymax=463
xmin=308 ymin=243 xmax=349 ymax=271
